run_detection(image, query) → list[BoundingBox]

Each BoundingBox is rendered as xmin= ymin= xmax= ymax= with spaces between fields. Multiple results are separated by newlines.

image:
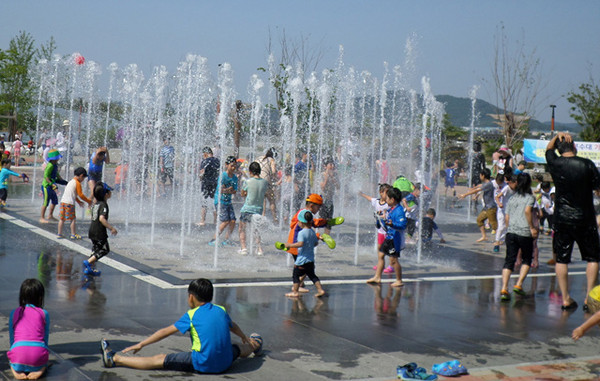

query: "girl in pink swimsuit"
xmin=8 ymin=279 xmax=50 ymax=380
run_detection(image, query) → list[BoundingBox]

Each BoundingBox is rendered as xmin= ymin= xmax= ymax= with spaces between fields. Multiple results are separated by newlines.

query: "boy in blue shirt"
xmin=209 ymin=156 xmax=239 ymax=246
xmin=100 ymin=278 xmax=262 ymax=374
xmin=285 ymin=209 xmax=326 ymax=298
xmin=367 ymin=187 xmax=407 ymax=287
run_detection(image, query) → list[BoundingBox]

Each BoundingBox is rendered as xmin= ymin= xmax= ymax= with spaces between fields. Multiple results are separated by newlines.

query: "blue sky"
xmin=2 ymin=0 xmax=599 ymax=123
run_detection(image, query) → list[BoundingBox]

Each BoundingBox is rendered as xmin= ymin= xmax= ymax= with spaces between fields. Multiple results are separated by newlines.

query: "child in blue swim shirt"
xmin=367 ymin=187 xmax=407 ymax=287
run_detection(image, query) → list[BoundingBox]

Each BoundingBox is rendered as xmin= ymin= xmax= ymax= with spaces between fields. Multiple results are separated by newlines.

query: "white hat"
xmin=62 ymin=119 xmax=70 ymax=127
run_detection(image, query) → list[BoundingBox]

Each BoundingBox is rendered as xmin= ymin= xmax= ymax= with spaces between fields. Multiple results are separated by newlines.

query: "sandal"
xmin=561 ymin=300 xmax=578 ymax=311
xmin=70 ymin=234 xmax=82 ymax=240
xmin=432 ymin=360 xmax=468 ymax=377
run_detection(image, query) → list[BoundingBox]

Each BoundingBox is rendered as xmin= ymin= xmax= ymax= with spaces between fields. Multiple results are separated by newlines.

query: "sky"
xmin=1 ymin=0 xmax=599 ymax=124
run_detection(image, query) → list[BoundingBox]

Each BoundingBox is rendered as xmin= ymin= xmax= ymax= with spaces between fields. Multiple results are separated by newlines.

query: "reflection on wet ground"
xmin=2 ymin=204 xmax=600 ymax=380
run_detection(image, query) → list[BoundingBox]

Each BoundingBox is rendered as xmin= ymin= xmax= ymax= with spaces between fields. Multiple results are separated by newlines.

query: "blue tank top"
xmin=89 ymin=153 xmax=104 ymax=173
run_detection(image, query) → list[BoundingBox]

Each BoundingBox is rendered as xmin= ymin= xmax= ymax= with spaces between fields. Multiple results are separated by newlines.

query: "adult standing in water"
xmin=546 ymin=132 xmax=600 ymax=311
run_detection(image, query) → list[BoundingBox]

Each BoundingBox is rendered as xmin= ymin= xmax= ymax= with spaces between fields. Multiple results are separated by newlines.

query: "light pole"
xmin=550 ymin=105 xmax=556 ymax=138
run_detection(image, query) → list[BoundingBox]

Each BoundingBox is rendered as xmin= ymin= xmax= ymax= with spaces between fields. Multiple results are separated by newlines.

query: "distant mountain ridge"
xmin=435 ymin=94 xmax=581 ymax=132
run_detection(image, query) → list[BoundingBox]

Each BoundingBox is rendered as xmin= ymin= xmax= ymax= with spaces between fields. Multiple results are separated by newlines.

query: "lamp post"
xmin=550 ymin=105 xmax=556 ymax=138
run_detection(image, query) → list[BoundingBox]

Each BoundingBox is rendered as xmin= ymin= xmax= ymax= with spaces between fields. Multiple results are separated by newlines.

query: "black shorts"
xmin=319 ymin=201 xmax=334 ymax=220
xmin=160 ymin=167 xmax=174 ymax=184
xmin=292 ymin=261 xmax=320 ymax=284
xmin=380 ymin=238 xmax=400 ymax=258
xmin=91 ymin=239 xmax=110 ymax=260
xmin=0 ymin=188 xmax=7 ymax=201
xmin=163 ymin=345 xmax=240 ymax=373
xmin=553 ymin=223 xmax=600 ymax=264
xmin=504 ymin=233 xmax=534 ymax=269
xmin=202 ymin=183 xmax=217 ymax=199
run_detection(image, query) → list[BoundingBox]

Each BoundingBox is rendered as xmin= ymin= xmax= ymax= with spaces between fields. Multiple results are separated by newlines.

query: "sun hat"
xmin=47 ymin=149 xmax=62 ymax=161
xmin=62 ymin=119 xmax=70 ymax=127
xmin=297 ymin=209 xmax=312 ymax=223
xmin=305 ymin=193 xmax=323 ymax=205
xmin=225 ymin=156 xmax=237 ymax=165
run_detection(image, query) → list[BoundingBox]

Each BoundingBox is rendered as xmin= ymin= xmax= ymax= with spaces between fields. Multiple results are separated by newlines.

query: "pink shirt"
xmin=8 ymin=305 xmax=50 ymax=371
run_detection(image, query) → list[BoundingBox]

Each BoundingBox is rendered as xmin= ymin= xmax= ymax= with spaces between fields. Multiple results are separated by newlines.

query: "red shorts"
xmin=59 ymin=203 xmax=76 ymax=221
xmin=377 ymin=233 xmax=386 ymax=246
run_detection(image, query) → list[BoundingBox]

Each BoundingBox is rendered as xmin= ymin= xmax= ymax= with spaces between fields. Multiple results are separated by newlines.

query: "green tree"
xmin=0 ymin=31 xmax=37 ymax=139
xmin=567 ymin=81 xmax=600 ymax=141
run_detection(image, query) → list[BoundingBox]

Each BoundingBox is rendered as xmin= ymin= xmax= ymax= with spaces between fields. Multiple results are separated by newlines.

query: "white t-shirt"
xmin=371 ymin=198 xmax=389 ymax=235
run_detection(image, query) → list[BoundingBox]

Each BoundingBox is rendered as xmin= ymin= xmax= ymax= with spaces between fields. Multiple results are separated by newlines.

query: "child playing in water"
xmin=458 ymin=168 xmax=497 ymax=243
xmin=57 ymin=167 xmax=92 ymax=239
xmin=0 ymin=158 xmax=28 ymax=207
xmin=8 ymin=279 xmax=50 ymax=380
xmin=209 ymin=156 xmax=238 ymax=247
xmin=83 ymin=182 xmax=118 ymax=276
xmin=285 ymin=209 xmax=326 ymax=298
xmin=367 ymin=187 xmax=407 ymax=287
xmin=420 ymin=208 xmax=446 ymax=243
xmin=499 ymin=173 xmax=538 ymax=301
xmin=238 ymin=162 xmax=267 ymax=255
xmin=40 ymin=149 xmax=68 ymax=223
xmin=359 ymin=183 xmax=393 ymax=273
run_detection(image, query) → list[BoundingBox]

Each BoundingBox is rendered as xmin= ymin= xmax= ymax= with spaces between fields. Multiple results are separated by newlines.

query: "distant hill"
xmin=435 ymin=94 xmax=580 ymax=133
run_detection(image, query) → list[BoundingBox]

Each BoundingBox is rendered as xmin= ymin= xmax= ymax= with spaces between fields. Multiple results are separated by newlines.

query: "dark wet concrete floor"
xmin=2 ymin=207 xmax=600 ymax=380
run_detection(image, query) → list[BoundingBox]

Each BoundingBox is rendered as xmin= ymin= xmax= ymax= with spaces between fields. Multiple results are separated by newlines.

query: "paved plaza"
xmin=2 ymin=189 xmax=600 ymax=380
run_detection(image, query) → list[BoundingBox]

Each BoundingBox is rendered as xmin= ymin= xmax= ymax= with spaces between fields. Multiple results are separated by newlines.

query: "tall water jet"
xmin=466 ymin=85 xmax=479 ymax=221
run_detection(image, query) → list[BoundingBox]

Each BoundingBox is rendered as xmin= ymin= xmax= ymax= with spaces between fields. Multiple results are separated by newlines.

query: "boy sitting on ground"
xmin=101 ymin=278 xmax=262 ymax=374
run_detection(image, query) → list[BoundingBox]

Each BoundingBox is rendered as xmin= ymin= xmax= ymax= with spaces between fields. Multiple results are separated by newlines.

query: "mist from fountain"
xmin=25 ymin=36 xmax=473 ymax=272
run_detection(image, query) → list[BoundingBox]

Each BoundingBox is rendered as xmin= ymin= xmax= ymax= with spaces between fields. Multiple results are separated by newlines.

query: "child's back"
xmin=8 ymin=279 xmax=49 ymax=379
xmin=8 ymin=305 xmax=49 ymax=372
xmin=296 ymin=227 xmax=318 ymax=264
xmin=89 ymin=200 xmax=109 ymax=240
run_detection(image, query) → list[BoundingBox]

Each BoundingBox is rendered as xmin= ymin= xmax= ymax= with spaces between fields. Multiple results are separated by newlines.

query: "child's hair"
xmin=413 ymin=183 xmax=422 ymax=191
xmin=446 ymin=161 xmax=453 ymax=168
xmin=541 ymin=181 xmax=551 ymax=191
xmin=1 ymin=158 xmax=11 ymax=166
xmin=284 ymin=165 xmax=293 ymax=176
xmin=535 ymin=174 xmax=544 ymax=182
xmin=481 ymin=167 xmax=491 ymax=180
xmin=188 ymin=278 xmax=213 ymax=303
xmin=19 ymin=278 xmax=45 ymax=308
xmin=386 ymin=187 xmax=403 ymax=203
xmin=508 ymin=174 xmax=518 ymax=182
xmin=249 ymin=161 xmax=261 ymax=176
xmin=74 ymin=167 xmax=87 ymax=177
xmin=378 ymin=183 xmax=391 ymax=193
xmin=518 ymin=160 xmax=527 ymax=167
xmin=516 ymin=173 xmax=532 ymax=195
xmin=94 ymin=182 xmax=111 ymax=201
xmin=495 ymin=173 xmax=505 ymax=183
xmin=426 ymin=208 xmax=436 ymax=217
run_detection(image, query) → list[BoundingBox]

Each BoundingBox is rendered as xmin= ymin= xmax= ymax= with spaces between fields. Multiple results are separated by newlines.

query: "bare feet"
xmin=298 ymin=287 xmax=310 ymax=293
xmin=47 ymin=216 xmax=57 ymax=222
xmin=391 ymin=281 xmax=405 ymax=288
xmin=476 ymin=237 xmax=487 ymax=243
xmin=195 ymin=221 xmax=206 ymax=227
xmin=366 ymin=277 xmax=381 ymax=284
xmin=315 ymin=290 xmax=326 ymax=297
xmin=285 ymin=292 xmax=300 ymax=298
xmin=39 ymin=218 xmax=49 ymax=224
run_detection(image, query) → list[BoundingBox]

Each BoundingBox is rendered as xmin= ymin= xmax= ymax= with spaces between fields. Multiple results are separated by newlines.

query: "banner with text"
xmin=523 ymin=139 xmax=600 ymax=167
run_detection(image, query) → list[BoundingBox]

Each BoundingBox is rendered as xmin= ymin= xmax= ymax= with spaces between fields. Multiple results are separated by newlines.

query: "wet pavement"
xmin=2 ymin=193 xmax=600 ymax=380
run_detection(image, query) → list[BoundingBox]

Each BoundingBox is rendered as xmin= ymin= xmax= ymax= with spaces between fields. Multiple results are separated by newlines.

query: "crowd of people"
xmin=6 ymin=130 xmax=600 ymax=378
